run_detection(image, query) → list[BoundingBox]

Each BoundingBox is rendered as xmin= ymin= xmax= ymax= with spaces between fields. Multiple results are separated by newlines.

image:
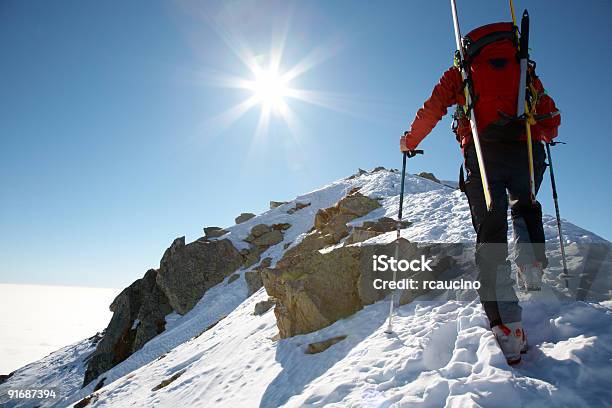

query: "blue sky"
xmin=1 ymin=0 xmax=610 ymax=289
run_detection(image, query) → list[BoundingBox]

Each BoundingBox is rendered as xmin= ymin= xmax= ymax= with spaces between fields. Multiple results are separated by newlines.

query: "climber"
xmin=399 ymin=22 xmax=560 ymax=364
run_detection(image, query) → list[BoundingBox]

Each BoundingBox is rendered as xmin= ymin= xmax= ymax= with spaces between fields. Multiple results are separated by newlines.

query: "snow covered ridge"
xmin=0 ymin=167 xmax=610 ymax=408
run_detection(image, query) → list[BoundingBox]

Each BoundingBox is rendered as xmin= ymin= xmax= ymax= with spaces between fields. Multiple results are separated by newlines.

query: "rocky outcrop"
xmin=287 ymin=202 xmax=311 ymax=214
xmin=263 ymin=246 xmax=364 ymax=337
xmin=245 ymin=269 xmax=263 ymax=295
xmin=254 ymin=298 xmax=276 ymax=315
xmin=242 ymin=224 xmax=289 ymax=268
xmin=417 ymin=172 xmax=441 ymax=184
xmin=270 ymin=201 xmax=288 ymax=209
xmin=347 ymin=217 xmax=411 ymax=244
xmin=157 ymin=237 xmax=243 ymax=314
xmin=84 ymin=235 xmax=244 ymax=386
xmin=235 ymin=212 xmax=256 ymax=224
xmin=347 ymin=168 xmax=367 ymax=179
xmin=262 ymin=189 xmax=454 ymax=339
xmin=203 ymin=227 xmax=227 ymax=239
xmin=83 ymin=269 xmax=172 ymax=386
xmin=282 ymin=188 xmax=380 ymax=260
xmin=0 ymin=373 xmax=13 ymax=385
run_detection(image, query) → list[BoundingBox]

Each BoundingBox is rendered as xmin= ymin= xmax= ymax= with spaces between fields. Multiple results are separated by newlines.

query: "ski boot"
xmin=517 ymin=262 xmax=543 ymax=291
xmin=492 ymin=322 xmax=527 ymax=365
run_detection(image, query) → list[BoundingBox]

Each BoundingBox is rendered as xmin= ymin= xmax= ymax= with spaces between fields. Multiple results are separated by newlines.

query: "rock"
xmin=417 ymin=172 xmax=441 ymax=184
xmin=287 ymin=202 xmax=311 ymax=214
xmin=83 ymin=269 xmax=173 ymax=386
xmin=270 ymin=201 xmax=288 ymax=209
xmin=371 ymin=166 xmax=386 ymax=173
xmin=262 ymin=247 xmax=363 ymax=338
xmin=305 ymin=335 xmax=347 ymax=354
xmin=243 ymin=247 xmax=264 ymax=268
xmin=235 ymin=212 xmax=256 ymax=224
xmin=151 ymin=370 xmax=185 ymax=392
xmin=348 ymin=217 xmax=412 ymax=244
xmin=357 ymin=239 xmax=418 ymax=305
xmin=252 ymin=230 xmax=283 ymax=247
xmin=337 ymin=193 xmax=381 ymax=217
xmin=0 ymin=372 xmax=13 ymax=385
xmin=84 ymin=234 xmax=245 ymax=386
xmin=260 ymin=257 xmax=272 ymax=268
xmin=227 ymin=274 xmax=240 ymax=284
xmin=347 ymin=168 xmax=367 ymax=179
xmin=250 ymin=224 xmax=271 ymax=238
xmin=254 ymin=298 xmax=276 ymax=315
xmin=156 ymin=237 xmax=243 ymax=314
xmin=272 ymin=223 xmax=291 ymax=231
xmin=284 ymin=190 xmax=381 ymax=259
xmin=203 ymin=227 xmax=227 ymax=239
xmin=75 ymin=393 xmax=97 ymax=408
xmin=263 ymin=238 xmax=429 ymax=339
xmin=245 ymin=270 xmax=263 ymax=296
xmin=261 ymin=188 xmax=455 ymax=339
xmin=348 ymin=228 xmax=381 ymax=244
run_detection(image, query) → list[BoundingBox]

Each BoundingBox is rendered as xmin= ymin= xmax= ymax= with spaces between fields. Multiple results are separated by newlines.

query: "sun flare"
xmin=249 ymin=68 xmax=289 ymax=112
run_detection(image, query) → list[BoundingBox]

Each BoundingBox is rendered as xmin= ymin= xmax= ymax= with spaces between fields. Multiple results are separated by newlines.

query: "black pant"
xmin=463 ymin=141 xmax=547 ymax=327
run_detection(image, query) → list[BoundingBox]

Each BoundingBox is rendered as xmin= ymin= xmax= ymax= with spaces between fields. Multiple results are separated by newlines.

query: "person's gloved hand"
xmin=400 ymin=131 xmax=418 ymax=152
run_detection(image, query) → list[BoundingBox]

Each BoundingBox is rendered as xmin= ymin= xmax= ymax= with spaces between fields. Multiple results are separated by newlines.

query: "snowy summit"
xmin=0 ymin=168 xmax=610 ymax=408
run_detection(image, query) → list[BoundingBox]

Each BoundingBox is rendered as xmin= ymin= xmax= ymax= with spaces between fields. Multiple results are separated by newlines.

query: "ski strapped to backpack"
xmin=450 ymin=0 xmax=492 ymax=211
xmin=511 ymin=1 xmax=537 ymax=203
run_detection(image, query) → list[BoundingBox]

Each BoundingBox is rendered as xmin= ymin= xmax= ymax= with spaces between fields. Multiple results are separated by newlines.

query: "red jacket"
xmin=405 ymin=66 xmax=560 ymax=149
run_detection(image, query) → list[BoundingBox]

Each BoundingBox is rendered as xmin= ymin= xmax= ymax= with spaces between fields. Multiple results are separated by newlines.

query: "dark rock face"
xmin=417 ymin=172 xmax=441 ymax=184
xmin=287 ymin=202 xmax=311 ymax=214
xmin=203 ymin=227 xmax=227 ymax=239
xmin=83 ymin=235 xmax=243 ymax=387
xmin=245 ymin=270 xmax=263 ymax=296
xmin=156 ymin=237 xmax=243 ymax=314
xmin=0 ymin=372 xmax=13 ymax=385
xmin=83 ymin=269 xmax=172 ymax=387
xmin=235 ymin=213 xmax=256 ymax=224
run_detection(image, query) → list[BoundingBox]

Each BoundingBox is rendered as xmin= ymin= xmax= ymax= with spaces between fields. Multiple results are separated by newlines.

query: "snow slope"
xmin=1 ymin=168 xmax=610 ymax=408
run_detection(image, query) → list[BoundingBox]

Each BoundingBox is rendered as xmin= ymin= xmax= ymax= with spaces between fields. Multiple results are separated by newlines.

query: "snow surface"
xmin=1 ymin=169 xmax=610 ymax=408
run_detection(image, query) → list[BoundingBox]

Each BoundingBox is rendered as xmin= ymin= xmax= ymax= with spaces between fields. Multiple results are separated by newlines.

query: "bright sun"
xmin=249 ymin=68 xmax=289 ymax=112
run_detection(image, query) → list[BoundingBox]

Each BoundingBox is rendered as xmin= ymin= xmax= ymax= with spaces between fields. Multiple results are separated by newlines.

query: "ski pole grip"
xmin=406 ymin=149 xmax=424 ymax=158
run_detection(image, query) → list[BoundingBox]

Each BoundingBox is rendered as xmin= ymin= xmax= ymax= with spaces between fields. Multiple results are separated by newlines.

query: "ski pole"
xmin=546 ymin=141 xmax=570 ymax=286
xmin=386 ymin=148 xmax=423 ymax=334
